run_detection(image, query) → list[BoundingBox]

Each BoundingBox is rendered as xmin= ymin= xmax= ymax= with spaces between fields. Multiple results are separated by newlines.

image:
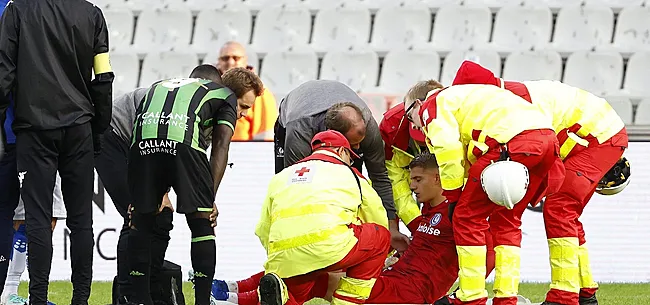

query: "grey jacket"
xmin=278 ymin=80 xmax=396 ymax=220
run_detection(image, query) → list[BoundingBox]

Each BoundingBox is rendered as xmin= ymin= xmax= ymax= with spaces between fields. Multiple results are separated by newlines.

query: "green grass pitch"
xmin=16 ymin=281 xmax=650 ymax=305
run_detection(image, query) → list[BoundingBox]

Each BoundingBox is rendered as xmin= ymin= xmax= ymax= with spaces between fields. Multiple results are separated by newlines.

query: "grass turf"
xmin=16 ymin=281 xmax=650 ymax=305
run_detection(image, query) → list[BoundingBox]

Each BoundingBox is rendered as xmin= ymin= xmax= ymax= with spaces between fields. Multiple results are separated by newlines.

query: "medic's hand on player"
xmin=210 ymin=203 xmax=219 ymax=227
xmin=443 ymin=188 xmax=462 ymax=222
xmin=389 ymin=220 xmax=410 ymax=254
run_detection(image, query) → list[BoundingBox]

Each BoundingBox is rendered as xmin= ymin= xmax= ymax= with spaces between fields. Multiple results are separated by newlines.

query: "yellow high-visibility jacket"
xmin=255 ymin=151 xmax=389 ymax=278
xmin=523 ymin=80 xmax=626 ymax=159
xmin=421 ymin=85 xmax=553 ymax=191
xmin=379 ymin=104 xmax=423 ymax=226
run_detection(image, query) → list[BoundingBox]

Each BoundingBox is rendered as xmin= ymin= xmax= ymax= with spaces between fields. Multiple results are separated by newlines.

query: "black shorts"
xmin=128 ymin=139 xmax=214 ymax=215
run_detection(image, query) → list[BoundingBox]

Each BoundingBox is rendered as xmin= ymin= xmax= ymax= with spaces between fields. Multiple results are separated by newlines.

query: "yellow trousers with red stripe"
xmin=543 ymin=130 xmax=627 ymax=305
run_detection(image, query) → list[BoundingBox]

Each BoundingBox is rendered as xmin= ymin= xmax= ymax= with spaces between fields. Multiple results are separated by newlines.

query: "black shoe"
xmin=579 ymin=294 xmax=598 ymax=305
xmin=259 ymin=273 xmax=285 ymax=305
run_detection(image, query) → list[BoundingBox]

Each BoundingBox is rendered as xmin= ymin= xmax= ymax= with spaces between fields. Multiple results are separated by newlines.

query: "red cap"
xmin=311 ymin=130 xmax=360 ymax=159
xmin=452 ymin=60 xmax=500 ymax=86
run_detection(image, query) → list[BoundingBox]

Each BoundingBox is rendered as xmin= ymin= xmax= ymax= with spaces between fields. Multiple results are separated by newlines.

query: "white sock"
xmin=227 ymin=292 xmax=239 ymax=303
xmin=3 ymin=226 xmax=27 ymax=297
xmin=227 ymin=281 xmax=239 ymax=293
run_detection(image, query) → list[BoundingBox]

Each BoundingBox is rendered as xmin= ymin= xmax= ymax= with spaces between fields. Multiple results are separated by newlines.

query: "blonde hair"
xmin=404 ymin=80 xmax=444 ymax=104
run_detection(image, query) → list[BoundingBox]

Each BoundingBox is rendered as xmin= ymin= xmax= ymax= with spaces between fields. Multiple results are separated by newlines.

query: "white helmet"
xmin=596 ymin=157 xmax=631 ymax=196
xmin=480 ymin=160 xmax=530 ymax=209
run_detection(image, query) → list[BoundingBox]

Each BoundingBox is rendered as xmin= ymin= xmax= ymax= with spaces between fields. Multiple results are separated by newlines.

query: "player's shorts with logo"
xmin=128 ymin=139 xmax=214 ymax=215
xmin=14 ymin=171 xmax=66 ymax=220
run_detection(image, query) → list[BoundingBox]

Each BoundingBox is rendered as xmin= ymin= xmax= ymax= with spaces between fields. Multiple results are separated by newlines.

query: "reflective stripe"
xmin=456 ymin=245 xmax=489 ymax=302
xmin=93 ymin=52 xmax=112 ymax=74
xmin=268 ymin=225 xmax=349 ymax=254
xmin=578 ymin=244 xmax=599 ymax=289
xmin=559 ymin=132 xmax=589 ymax=160
xmin=191 ymin=235 xmax=215 ymax=242
xmin=271 ymin=204 xmax=347 ymax=223
xmin=335 ymin=277 xmax=376 ymax=300
xmin=493 ymin=245 xmax=522 ymax=298
xmin=548 ymin=237 xmax=580 ymax=293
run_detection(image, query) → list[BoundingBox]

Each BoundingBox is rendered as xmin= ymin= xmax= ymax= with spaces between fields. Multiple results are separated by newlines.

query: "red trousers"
xmin=453 ymin=129 xmax=564 ymax=305
xmin=543 ymin=129 xmax=627 ymax=305
xmin=282 ymin=223 xmax=391 ymax=305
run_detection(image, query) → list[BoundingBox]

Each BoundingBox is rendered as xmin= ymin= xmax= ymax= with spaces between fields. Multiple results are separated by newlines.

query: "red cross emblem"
xmin=295 ymin=167 xmax=310 ymax=177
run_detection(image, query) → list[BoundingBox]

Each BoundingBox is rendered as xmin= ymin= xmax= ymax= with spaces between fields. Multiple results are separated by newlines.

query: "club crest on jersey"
xmin=430 ymin=213 xmax=442 ymax=227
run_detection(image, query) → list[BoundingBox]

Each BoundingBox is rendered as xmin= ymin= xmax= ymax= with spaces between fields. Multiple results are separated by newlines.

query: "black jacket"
xmin=0 ymin=0 xmax=114 ymax=133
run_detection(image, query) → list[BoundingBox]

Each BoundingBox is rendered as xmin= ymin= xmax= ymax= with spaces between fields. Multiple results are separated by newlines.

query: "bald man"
xmin=274 ymin=80 xmax=410 ymax=253
xmin=216 ymin=41 xmax=277 ymax=141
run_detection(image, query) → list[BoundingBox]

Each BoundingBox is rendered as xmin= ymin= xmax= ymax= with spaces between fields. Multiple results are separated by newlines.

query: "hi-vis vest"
xmin=522 ymin=80 xmax=626 ymax=160
xmin=379 ymin=104 xmax=425 ymax=226
xmin=421 ymin=85 xmax=553 ymax=191
xmin=255 ymin=151 xmax=389 ymax=278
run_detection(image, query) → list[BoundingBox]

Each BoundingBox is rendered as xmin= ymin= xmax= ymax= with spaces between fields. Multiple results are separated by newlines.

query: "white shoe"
xmin=4 ymin=294 xmax=27 ymax=305
xmin=517 ymin=295 xmax=532 ymax=304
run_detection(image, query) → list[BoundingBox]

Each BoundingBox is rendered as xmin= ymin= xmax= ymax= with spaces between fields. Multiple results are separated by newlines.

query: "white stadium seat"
xmin=192 ymin=5 xmax=252 ymax=52
xmin=523 ymin=0 xmax=582 ymax=12
xmin=379 ymin=50 xmax=441 ymax=94
xmin=89 ymin=0 xmax=128 ymax=9
xmin=605 ymin=97 xmax=633 ymax=125
xmin=550 ymin=6 xmax=614 ymax=53
xmin=370 ymin=5 xmax=432 ymax=52
xmin=488 ymin=5 xmax=553 ymax=52
xmin=464 ymin=0 xmax=524 ymax=11
xmin=110 ymin=52 xmax=140 ymax=98
xmin=430 ymin=5 xmax=493 ymax=52
xmin=634 ymin=98 xmax=650 ymax=125
xmin=403 ymin=0 xmax=462 ymax=10
xmin=621 ymin=52 xmax=650 ymax=97
xmin=202 ymin=48 xmax=259 ymax=72
xmin=123 ymin=0 xmax=185 ymax=10
xmin=139 ymin=52 xmax=199 ymax=88
xmin=259 ymin=48 xmax=319 ymax=96
xmin=606 ymin=6 xmax=650 ymax=52
xmin=320 ymin=50 xmax=379 ymax=92
xmin=563 ymin=51 xmax=623 ymax=96
xmin=503 ymin=51 xmax=563 ymax=81
xmin=585 ymin=0 xmax=645 ymax=12
xmin=133 ymin=9 xmax=193 ymax=52
xmin=242 ymin=0 xmax=302 ymax=13
xmin=103 ymin=9 xmax=134 ymax=51
xmin=251 ymin=6 xmax=312 ymax=53
xmin=440 ymin=50 xmax=501 ymax=86
xmin=185 ymin=0 xmax=241 ymax=10
xmin=311 ymin=6 xmax=371 ymax=52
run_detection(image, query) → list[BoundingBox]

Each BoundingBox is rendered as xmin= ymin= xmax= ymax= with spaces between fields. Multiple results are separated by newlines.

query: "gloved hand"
xmin=448 ymin=201 xmax=457 ymax=222
xmin=92 ymin=132 xmax=102 ymax=156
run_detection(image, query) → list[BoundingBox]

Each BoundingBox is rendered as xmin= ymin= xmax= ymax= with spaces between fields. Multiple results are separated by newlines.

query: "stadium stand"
xmin=96 ymin=0 xmax=650 ymax=137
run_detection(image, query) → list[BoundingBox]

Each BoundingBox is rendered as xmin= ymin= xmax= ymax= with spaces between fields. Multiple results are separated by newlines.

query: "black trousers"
xmin=94 ymin=130 xmax=173 ymax=303
xmin=15 ymin=123 xmax=94 ymax=305
xmin=0 ymin=144 xmax=19 ymax=296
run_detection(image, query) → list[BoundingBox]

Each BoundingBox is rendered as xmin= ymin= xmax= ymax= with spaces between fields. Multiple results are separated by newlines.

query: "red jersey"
xmin=387 ymin=200 xmax=458 ymax=303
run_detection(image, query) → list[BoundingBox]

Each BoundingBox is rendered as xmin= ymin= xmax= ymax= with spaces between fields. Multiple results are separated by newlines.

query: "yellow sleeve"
xmin=386 ymin=157 xmax=421 ymax=225
xmin=358 ymin=179 xmax=389 ymax=229
xmin=424 ymin=98 xmax=466 ymax=191
xmin=251 ymin=89 xmax=278 ymax=141
xmin=255 ymin=180 xmax=274 ymax=253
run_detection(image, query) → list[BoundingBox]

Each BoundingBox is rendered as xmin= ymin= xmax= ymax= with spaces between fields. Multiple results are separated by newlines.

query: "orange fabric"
xmin=232 ymin=88 xmax=278 ymax=141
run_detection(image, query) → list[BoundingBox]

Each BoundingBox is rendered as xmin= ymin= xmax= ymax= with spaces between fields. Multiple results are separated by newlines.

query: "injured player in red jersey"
xmin=205 ymin=153 xmax=499 ymax=305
